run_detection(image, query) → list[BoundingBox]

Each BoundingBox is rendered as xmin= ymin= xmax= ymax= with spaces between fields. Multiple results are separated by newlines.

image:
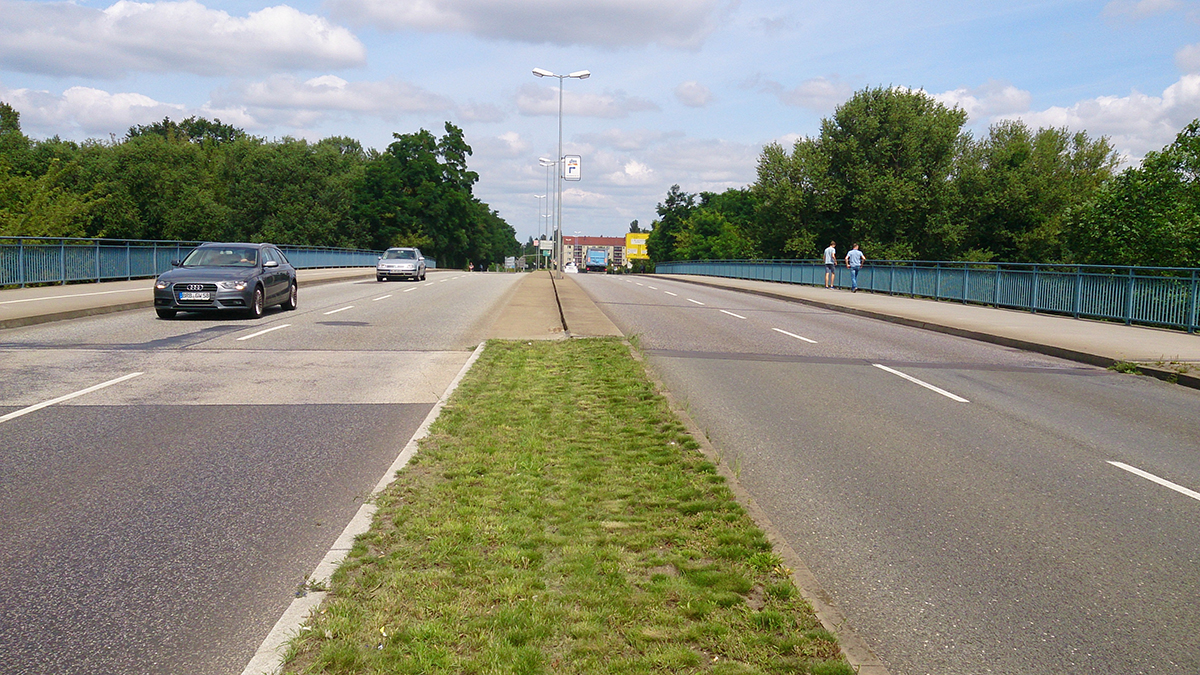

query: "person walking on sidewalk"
xmin=823 ymin=241 xmax=837 ymax=289
xmin=845 ymin=243 xmax=865 ymax=292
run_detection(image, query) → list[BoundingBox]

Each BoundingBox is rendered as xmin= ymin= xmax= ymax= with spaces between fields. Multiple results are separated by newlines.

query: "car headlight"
xmin=217 ymin=280 xmax=248 ymax=291
xmin=155 ymin=279 xmax=168 ymax=289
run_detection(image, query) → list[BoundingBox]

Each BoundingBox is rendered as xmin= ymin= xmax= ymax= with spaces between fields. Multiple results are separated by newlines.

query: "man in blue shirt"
xmin=844 ymin=243 xmax=865 ymax=292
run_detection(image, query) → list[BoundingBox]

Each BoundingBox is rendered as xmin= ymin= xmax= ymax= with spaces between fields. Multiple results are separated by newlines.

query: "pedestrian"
xmin=823 ymin=241 xmax=837 ymax=289
xmin=845 ymin=243 xmax=865 ymax=292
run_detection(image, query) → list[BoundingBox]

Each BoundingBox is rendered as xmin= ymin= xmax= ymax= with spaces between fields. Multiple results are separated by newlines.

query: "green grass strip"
xmin=283 ymin=338 xmax=851 ymax=675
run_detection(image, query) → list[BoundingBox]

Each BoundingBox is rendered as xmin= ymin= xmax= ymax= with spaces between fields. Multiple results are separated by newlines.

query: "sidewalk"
xmin=653 ymin=273 xmax=1200 ymax=388
xmin=485 ymin=271 xmax=622 ymax=340
xmin=0 ymin=268 xmax=376 ymax=329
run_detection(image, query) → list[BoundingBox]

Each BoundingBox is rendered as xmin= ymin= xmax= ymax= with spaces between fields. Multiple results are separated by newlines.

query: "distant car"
xmin=153 ymin=243 xmax=297 ymax=319
xmin=563 ymin=262 xmax=579 ymax=274
xmin=376 ymin=247 xmax=427 ymax=281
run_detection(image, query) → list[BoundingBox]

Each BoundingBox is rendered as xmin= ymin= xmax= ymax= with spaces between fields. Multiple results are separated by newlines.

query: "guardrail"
xmin=1 ymin=237 xmax=382 ymax=287
xmin=656 ymin=259 xmax=1200 ymax=334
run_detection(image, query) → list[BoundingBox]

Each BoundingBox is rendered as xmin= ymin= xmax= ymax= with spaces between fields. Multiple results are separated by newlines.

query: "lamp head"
xmin=532 ymin=68 xmax=554 ymax=78
xmin=568 ymin=70 xmax=591 ymax=79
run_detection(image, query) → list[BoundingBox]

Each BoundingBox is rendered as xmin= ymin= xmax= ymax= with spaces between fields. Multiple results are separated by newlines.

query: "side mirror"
xmin=264 ymin=260 xmax=279 ymax=268
xmin=170 ymin=259 xmax=181 ymax=267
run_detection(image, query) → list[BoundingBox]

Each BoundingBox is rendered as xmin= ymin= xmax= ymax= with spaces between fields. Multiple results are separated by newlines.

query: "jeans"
xmin=850 ymin=266 xmax=861 ymax=290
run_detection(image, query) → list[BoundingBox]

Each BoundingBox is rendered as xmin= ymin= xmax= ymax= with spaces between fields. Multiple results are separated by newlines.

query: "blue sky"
xmin=2 ymin=0 xmax=1197 ymax=241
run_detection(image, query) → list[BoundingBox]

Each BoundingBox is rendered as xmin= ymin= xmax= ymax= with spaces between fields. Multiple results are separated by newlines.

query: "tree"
xmin=1064 ymin=120 xmax=1200 ymax=267
xmin=646 ymin=185 xmax=695 ymax=262
xmin=629 ymin=219 xmax=641 ymax=233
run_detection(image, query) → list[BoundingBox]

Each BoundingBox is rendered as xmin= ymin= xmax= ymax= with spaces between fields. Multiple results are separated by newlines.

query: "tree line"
xmin=0 ymin=103 xmax=518 ymax=268
xmin=648 ymin=87 xmax=1200 ymax=269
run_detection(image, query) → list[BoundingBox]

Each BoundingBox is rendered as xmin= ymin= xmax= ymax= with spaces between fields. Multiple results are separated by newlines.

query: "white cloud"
xmin=933 ymin=80 xmax=1033 ymax=121
xmin=1 ymin=84 xmax=186 ymax=136
xmin=999 ymin=75 xmax=1200 ymax=161
xmin=761 ymin=76 xmax=853 ymax=113
xmin=1177 ymin=44 xmax=1200 ymax=73
xmin=327 ymin=0 xmax=724 ymax=49
xmin=675 ymin=81 xmax=714 ymax=108
xmin=0 ymin=0 xmax=365 ymax=77
xmin=1102 ymin=0 xmax=1181 ymax=19
xmin=212 ymin=74 xmax=454 ymax=125
xmin=515 ymin=84 xmax=659 ymax=119
xmin=605 ymin=160 xmax=655 ymax=186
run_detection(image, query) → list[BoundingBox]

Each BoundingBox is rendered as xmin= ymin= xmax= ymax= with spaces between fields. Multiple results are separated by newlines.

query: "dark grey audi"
xmin=153 ymin=243 xmax=298 ymax=319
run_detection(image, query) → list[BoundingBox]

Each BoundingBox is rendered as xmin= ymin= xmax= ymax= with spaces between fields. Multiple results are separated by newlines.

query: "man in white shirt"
xmin=823 ymin=241 xmax=837 ymax=289
xmin=845 ymin=243 xmax=865 ymax=292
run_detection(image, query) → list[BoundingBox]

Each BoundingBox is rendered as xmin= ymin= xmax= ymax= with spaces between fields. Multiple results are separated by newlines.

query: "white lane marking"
xmin=872 ymin=364 xmax=969 ymax=403
xmin=372 ymin=294 xmax=392 ymax=301
xmin=1 ymin=372 xmax=144 ymax=423
xmin=1109 ymin=462 xmax=1200 ymax=502
xmin=323 ymin=306 xmax=354 ymax=315
xmin=236 ymin=324 xmax=292 ymax=341
xmin=647 ymin=286 xmax=658 ymax=290
xmin=665 ymin=291 xmax=678 ymax=297
xmin=635 ymin=283 xmax=644 ymax=286
xmin=773 ymin=327 xmax=818 ymax=344
xmin=687 ymin=298 xmax=706 ymax=305
xmin=0 ymin=288 xmax=146 ymax=306
xmin=403 ymin=287 xmax=418 ymax=293
xmin=721 ymin=310 xmax=747 ymax=319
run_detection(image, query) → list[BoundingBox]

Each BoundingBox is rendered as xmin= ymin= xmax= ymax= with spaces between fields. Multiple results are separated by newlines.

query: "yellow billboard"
xmin=625 ymin=233 xmax=649 ymax=260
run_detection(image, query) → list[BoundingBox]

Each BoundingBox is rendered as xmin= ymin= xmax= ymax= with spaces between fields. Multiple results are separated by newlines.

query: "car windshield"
xmin=183 ymin=247 xmax=258 ymax=267
xmin=383 ymin=249 xmax=417 ymax=260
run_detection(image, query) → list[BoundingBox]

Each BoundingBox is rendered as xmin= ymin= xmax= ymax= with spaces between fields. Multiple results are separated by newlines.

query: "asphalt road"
xmin=0 ymin=271 xmax=522 ymax=675
xmin=577 ymin=273 xmax=1200 ymax=675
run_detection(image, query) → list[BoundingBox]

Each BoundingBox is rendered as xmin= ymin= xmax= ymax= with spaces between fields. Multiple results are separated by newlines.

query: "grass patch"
xmin=282 ymin=338 xmax=849 ymax=675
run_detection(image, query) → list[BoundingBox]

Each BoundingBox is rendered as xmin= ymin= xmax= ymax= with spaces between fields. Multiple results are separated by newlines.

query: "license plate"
xmin=179 ymin=291 xmax=210 ymax=301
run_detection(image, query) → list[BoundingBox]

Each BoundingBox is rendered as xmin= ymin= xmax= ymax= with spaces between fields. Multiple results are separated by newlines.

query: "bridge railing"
xmin=0 ymin=237 xmax=382 ymax=287
xmin=656 ymin=259 xmax=1200 ymax=334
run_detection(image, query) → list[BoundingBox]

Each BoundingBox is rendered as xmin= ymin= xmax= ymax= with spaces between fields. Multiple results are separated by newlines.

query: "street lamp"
xmin=533 ymin=67 xmax=590 ymax=277
xmin=533 ymin=194 xmax=546 ymax=269
xmin=539 ymin=157 xmax=556 ymax=263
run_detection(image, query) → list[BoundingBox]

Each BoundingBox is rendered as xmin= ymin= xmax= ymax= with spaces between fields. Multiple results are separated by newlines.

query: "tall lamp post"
xmin=538 ymin=157 xmax=557 ymax=269
xmin=533 ymin=194 xmax=545 ymax=269
xmin=532 ymin=67 xmax=589 ymax=278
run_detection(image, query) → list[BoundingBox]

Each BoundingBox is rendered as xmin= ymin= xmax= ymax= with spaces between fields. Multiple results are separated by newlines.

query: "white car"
xmin=563 ymin=262 xmax=579 ymax=274
xmin=376 ymin=247 xmax=427 ymax=281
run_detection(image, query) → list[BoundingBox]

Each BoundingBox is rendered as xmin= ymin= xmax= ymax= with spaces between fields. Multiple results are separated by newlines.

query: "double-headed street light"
xmin=533 ymin=67 xmax=590 ymax=277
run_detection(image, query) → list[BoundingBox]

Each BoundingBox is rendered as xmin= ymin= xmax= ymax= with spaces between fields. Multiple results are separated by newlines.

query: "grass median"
xmin=282 ymin=338 xmax=851 ymax=675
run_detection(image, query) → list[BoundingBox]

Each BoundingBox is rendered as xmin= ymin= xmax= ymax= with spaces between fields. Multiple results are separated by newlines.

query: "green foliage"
xmin=1064 ymin=120 xmax=1200 ymax=267
xmin=0 ymin=106 xmax=516 ymax=263
xmin=647 ymin=184 xmax=696 ymax=262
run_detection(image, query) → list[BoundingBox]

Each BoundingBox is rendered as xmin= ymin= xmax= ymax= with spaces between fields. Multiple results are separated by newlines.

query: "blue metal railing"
xmin=656 ymin=259 xmax=1200 ymax=334
xmin=1 ymin=237 xmax=382 ymax=287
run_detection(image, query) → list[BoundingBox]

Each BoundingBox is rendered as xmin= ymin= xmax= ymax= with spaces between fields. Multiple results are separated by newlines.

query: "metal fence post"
xmin=935 ymin=263 xmax=942 ymax=300
xmin=1124 ymin=268 xmax=1135 ymax=325
xmin=95 ymin=239 xmax=101 ymax=281
xmin=1073 ymin=267 xmax=1083 ymax=319
xmin=19 ymin=240 xmax=25 ymax=287
xmin=60 ymin=240 xmax=66 ymax=285
xmin=963 ymin=265 xmax=970 ymax=304
xmin=992 ymin=265 xmax=1001 ymax=307
xmin=1189 ymin=270 xmax=1198 ymax=334
xmin=1031 ymin=265 xmax=1040 ymax=314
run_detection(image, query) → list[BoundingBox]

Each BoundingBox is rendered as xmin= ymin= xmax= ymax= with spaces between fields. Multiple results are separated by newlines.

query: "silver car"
xmin=376 ymin=247 xmax=427 ymax=281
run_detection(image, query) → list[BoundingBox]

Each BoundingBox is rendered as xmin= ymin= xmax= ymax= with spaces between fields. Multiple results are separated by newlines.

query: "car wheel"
xmin=155 ymin=308 xmax=176 ymax=319
xmin=420 ymin=270 xmax=426 ymax=281
xmin=247 ymin=287 xmax=265 ymax=318
xmin=377 ymin=276 xmax=386 ymax=282
xmin=282 ymin=281 xmax=298 ymax=310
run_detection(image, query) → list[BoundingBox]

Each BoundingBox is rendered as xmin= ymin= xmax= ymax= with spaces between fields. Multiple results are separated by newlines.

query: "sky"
xmin=2 ymin=0 xmax=1198 ymax=242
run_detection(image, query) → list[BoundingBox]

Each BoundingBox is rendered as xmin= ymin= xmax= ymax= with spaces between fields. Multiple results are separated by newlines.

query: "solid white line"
xmin=323 ymin=306 xmax=354 ymax=315
xmin=687 ymin=298 xmax=705 ymax=305
xmin=0 ymin=288 xmax=146 ymax=306
xmin=236 ymin=324 xmax=291 ymax=341
xmin=665 ymin=291 xmax=678 ymax=296
xmin=240 ymin=342 xmax=489 ymax=675
xmin=0 ymin=372 xmax=143 ymax=423
xmin=721 ymin=310 xmax=747 ymax=319
xmin=872 ymin=364 xmax=969 ymax=403
xmin=1109 ymin=462 xmax=1200 ymax=502
xmin=372 ymin=294 xmax=392 ymax=301
xmin=773 ymin=327 xmax=818 ymax=344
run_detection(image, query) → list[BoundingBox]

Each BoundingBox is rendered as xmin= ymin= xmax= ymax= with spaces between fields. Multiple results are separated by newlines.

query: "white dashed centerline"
xmin=772 ymin=327 xmax=818 ymax=344
xmin=687 ymin=299 xmax=706 ymax=305
xmin=372 ymin=295 xmax=392 ymax=301
xmin=0 ymin=372 xmax=144 ymax=423
xmin=323 ymin=306 xmax=354 ymax=315
xmin=665 ymin=292 xmax=678 ymax=297
xmin=720 ymin=310 xmax=747 ymax=319
xmin=237 ymin=324 xmax=292 ymax=341
xmin=1109 ymin=462 xmax=1200 ymax=502
xmin=873 ymin=364 xmax=969 ymax=403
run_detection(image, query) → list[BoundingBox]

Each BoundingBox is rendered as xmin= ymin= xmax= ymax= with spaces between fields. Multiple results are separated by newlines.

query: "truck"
xmin=585 ymin=248 xmax=608 ymax=273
